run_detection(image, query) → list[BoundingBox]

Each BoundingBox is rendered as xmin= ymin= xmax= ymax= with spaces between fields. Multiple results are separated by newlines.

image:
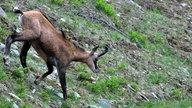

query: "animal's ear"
xmin=90 ymin=46 xmax=99 ymax=55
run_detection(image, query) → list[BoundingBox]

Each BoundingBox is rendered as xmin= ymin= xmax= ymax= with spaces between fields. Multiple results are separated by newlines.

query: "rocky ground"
xmin=0 ymin=0 xmax=192 ymax=108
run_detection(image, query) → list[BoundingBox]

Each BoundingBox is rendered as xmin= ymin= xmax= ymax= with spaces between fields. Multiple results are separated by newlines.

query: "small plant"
xmin=78 ymin=72 xmax=92 ymax=80
xmin=0 ymin=97 xmax=13 ymax=108
xmin=107 ymin=67 xmax=116 ymax=74
xmin=0 ymin=28 xmax=7 ymax=41
xmin=88 ymin=78 xmax=107 ymax=94
xmin=117 ymin=62 xmax=126 ymax=70
xmin=88 ymin=76 xmax=127 ymax=94
xmin=130 ymin=82 xmax=139 ymax=92
xmin=149 ymin=72 xmax=168 ymax=84
xmin=130 ymin=30 xmax=147 ymax=47
xmin=123 ymin=6 xmax=131 ymax=12
xmin=40 ymin=90 xmax=50 ymax=101
xmin=0 ymin=68 xmax=8 ymax=80
xmin=12 ymin=68 xmax=28 ymax=78
xmin=151 ymin=8 xmax=162 ymax=15
xmin=106 ymin=76 xmax=127 ymax=91
xmin=171 ymin=89 xmax=182 ymax=99
xmin=96 ymin=0 xmax=116 ymax=17
xmin=112 ymin=31 xmax=120 ymax=39
xmin=77 ymin=65 xmax=86 ymax=72
xmin=130 ymin=30 xmax=146 ymax=44
xmin=52 ymin=0 xmax=63 ymax=5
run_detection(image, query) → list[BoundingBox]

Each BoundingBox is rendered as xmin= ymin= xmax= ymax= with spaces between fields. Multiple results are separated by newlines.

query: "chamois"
xmin=3 ymin=9 xmax=108 ymax=100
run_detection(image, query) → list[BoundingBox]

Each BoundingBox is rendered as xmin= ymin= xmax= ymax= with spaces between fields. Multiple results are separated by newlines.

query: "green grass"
xmin=88 ymin=76 xmax=127 ymax=94
xmin=148 ymin=72 xmax=168 ymax=84
xmin=130 ymin=30 xmax=147 ymax=48
xmin=0 ymin=97 xmax=13 ymax=108
xmin=134 ymin=99 xmax=192 ymax=108
xmin=78 ymin=72 xmax=92 ymax=80
xmin=96 ymin=0 xmax=116 ymax=17
xmin=52 ymin=0 xmax=63 ymax=5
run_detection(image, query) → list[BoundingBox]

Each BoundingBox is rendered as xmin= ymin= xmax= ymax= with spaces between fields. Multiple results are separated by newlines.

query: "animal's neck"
xmin=72 ymin=49 xmax=90 ymax=62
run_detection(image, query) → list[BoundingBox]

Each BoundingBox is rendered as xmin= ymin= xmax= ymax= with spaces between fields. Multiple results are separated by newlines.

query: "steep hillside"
xmin=0 ymin=0 xmax=192 ymax=108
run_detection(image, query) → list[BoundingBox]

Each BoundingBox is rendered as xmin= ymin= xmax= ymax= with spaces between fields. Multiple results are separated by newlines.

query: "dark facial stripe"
xmin=94 ymin=58 xmax=98 ymax=69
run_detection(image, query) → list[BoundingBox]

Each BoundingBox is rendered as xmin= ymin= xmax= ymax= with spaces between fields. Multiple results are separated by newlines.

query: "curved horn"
xmin=90 ymin=46 xmax=99 ymax=55
xmin=98 ymin=45 xmax=108 ymax=57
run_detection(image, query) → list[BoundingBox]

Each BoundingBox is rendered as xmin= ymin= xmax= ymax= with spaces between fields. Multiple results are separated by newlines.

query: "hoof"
xmin=3 ymin=56 xmax=10 ymax=67
xmin=34 ymin=80 xmax=39 ymax=85
xmin=34 ymin=75 xmax=40 ymax=85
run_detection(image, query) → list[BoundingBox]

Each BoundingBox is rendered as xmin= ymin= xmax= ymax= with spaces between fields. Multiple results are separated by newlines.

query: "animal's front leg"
xmin=58 ymin=67 xmax=67 ymax=100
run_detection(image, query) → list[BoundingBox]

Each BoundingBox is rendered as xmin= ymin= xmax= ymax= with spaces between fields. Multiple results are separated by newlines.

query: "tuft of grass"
xmin=148 ymin=72 xmax=168 ymax=84
xmin=88 ymin=76 xmax=127 ymax=94
xmin=130 ymin=30 xmax=147 ymax=48
xmin=96 ymin=0 xmax=116 ymax=17
xmin=40 ymin=90 xmax=51 ymax=101
xmin=107 ymin=67 xmax=116 ymax=75
xmin=78 ymin=72 xmax=92 ymax=80
xmin=0 ymin=68 xmax=8 ymax=80
xmin=135 ymin=99 xmax=192 ymax=108
xmin=77 ymin=65 xmax=87 ymax=72
xmin=52 ymin=0 xmax=63 ymax=5
xmin=117 ymin=62 xmax=126 ymax=70
xmin=12 ymin=68 xmax=29 ymax=78
xmin=130 ymin=82 xmax=139 ymax=92
xmin=171 ymin=89 xmax=182 ymax=99
xmin=123 ymin=5 xmax=132 ymax=12
xmin=150 ymin=8 xmax=162 ymax=15
xmin=0 ymin=97 xmax=13 ymax=108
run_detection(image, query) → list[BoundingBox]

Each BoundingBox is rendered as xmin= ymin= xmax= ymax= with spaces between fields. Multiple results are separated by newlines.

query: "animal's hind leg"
xmin=3 ymin=30 xmax=40 ymax=66
xmin=20 ymin=41 xmax=31 ymax=68
xmin=34 ymin=62 xmax=53 ymax=85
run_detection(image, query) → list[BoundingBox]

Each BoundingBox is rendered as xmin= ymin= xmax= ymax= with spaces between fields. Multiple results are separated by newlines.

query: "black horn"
xmin=98 ymin=45 xmax=108 ymax=57
xmin=90 ymin=46 xmax=99 ymax=55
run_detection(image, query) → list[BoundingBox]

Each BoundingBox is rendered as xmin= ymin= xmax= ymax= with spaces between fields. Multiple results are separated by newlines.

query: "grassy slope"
xmin=0 ymin=0 xmax=192 ymax=107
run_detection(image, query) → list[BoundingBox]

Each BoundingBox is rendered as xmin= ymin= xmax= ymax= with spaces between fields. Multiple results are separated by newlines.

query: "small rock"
xmin=43 ymin=5 xmax=50 ymax=11
xmin=11 ymin=50 xmax=20 ymax=57
xmin=60 ymin=18 xmax=66 ymax=22
xmin=0 ymin=7 xmax=7 ymax=17
xmin=181 ymin=3 xmax=188 ymax=8
xmin=13 ymin=103 xmax=19 ymax=108
xmin=32 ymin=89 xmax=36 ymax=94
xmin=11 ymin=44 xmax=18 ymax=50
xmin=57 ymin=100 xmax=62 ymax=106
xmin=186 ymin=30 xmax=192 ymax=36
xmin=117 ymin=13 xmax=120 ymax=17
xmin=0 ymin=43 xmax=5 ymax=52
xmin=87 ymin=105 xmax=102 ymax=108
xmin=98 ymin=99 xmax=112 ymax=108
xmin=0 ymin=83 xmax=8 ymax=92
xmin=73 ymin=92 xmax=81 ymax=99
xmin=32 ymin=54 xmax=40 ymax=59
xmin=8 ymin=93 xmax=22 ymax=102
xmin=27 ymin=95 xmax=34 ymax=100
xmin=105 ymin=0 xmax=110 ymax=3
xmin=56 ymin=92 xmax=63 ymax=99
xmin=6 ymin=98 xmax=19 ymax=108
xmin=129 ymin=0 xmax=142 ymax=9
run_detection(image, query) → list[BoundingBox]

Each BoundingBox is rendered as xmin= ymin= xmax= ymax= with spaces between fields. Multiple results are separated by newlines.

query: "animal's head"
xmin=84 ymin=46 xmax=108 ymax=73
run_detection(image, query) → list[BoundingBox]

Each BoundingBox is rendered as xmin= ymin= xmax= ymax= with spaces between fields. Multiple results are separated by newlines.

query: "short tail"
xmin=13 ymin=7 xmax=23 ymax=15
